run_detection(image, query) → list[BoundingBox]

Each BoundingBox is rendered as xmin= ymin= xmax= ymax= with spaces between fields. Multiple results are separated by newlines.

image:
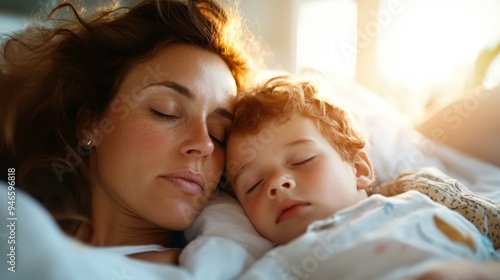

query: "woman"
xmin=0 ymin=0 xmax=259 ymax=265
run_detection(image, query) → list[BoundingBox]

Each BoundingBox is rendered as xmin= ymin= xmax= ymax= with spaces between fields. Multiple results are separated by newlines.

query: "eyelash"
xmin=150 ymin=109 xmax=178 ymax=121
xmin=244 ymin=157 xmax=314 ymax=194
xmin=211 ymin=135 xmax=225 ymax=146
xmin=246 ymin=179 xmax=263 ymax=194
xmin=292 ymin=157 xmax=315 ymax=166
xmin=151 ymin=109 xmax=226 ymax=146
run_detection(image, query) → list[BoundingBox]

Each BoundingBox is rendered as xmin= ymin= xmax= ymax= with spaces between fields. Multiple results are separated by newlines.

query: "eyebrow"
xmin=144 ymin=81 xmax=234 ymax=121
xmin=285 ymin=139 xmax=314 ymax=147
xmin=144 ymin=81 xmax=193 ymax=100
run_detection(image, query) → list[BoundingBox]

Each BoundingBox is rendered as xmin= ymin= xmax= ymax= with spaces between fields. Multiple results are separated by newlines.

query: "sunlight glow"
xmin=297 ymin=0 xmax=500 ymax=90
xmin=378 ymin=0 xmax=500 ymax=91
xmin=296 ymin=0 xmax=357 ymax=79
xmin=484 ymin=55 xmax=500 ymax=89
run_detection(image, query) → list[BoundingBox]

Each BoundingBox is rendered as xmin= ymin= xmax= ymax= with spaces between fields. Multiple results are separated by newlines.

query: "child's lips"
xmin=275 ymin=200 xmax=310 ymax=224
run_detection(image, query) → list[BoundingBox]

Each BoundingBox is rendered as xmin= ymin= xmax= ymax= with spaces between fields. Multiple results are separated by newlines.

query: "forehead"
xmin=118 ymin=44 xmax=237 ymax=103
xmin=228 ymin=115 xmax=321 ymax=146
xmin=226 ymin=116 xmax=324 ymax=172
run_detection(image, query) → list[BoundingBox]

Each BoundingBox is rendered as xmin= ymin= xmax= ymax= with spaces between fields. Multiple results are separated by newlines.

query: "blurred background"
xmin=1 ymin=0 xmax=500 ymax=122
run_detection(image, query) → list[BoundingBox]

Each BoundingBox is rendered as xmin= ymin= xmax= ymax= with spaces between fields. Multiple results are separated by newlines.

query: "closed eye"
xmin=292 ymin=157 xmax=315 ymax=167
xmin=208 ymin=127 xmax=227 ymax=147
xmin=246 ymin=179 xmax=263 ymax=194
xmin=210 ymin=135 xmax=225 ymax=146
xmin=207 ymin=118 xmax=229 ymax=147
xmin=150 ymin=109 xmax=178 ymax=121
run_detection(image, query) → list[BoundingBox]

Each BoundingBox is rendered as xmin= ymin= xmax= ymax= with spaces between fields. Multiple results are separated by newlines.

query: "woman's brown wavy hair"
xmin=0 ymin=0 xmax=259 ymax=237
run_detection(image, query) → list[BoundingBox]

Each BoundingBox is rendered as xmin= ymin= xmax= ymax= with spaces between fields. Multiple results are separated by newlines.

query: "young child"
xmin=225 ymin=75 xmax=374 ymax=245
xmin=225 ymin=75 xmax=500 ymax=279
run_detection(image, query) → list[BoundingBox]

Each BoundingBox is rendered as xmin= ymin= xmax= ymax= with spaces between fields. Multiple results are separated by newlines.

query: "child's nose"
xmin=267 ymin=177 xmax=295 ymax=199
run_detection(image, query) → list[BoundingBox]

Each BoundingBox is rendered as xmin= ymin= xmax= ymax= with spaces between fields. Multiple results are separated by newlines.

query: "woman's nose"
xmin=267 ymin=176 xmax=295 ymax=199
xmin=180 ymin=122 xmax=214 ymax=159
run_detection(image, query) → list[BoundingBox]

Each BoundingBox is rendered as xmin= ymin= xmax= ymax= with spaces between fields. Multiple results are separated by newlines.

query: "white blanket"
xmin=3 ymin=185 xmax=497 ymax=280
xmin=238 ymin=191 xmax=500 ymax=280
xmin=0 ymin=183 xmax=251 ymax=280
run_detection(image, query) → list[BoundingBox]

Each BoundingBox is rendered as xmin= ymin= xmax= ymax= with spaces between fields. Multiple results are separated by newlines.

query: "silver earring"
xmin=83 ymin=139 xmax=93 ymax=149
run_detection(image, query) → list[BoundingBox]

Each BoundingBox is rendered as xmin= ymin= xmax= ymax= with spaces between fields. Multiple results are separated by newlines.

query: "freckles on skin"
xmin=87 ymin=45 xmax=236 ymax=234
xmin=93 ymin=112 xmax=161 ymax=206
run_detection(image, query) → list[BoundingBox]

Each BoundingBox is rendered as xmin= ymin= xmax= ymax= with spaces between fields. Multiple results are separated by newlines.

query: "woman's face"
xmin=87 ymin=44 xmax=236 ymax=231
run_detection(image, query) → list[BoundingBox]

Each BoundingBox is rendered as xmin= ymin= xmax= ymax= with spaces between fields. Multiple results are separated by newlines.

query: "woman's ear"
xmin=353 ymin=151 xmax=375 ymax=190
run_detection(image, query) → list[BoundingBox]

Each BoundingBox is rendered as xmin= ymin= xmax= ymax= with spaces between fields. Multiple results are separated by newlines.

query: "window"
xmin=296 ymin=0 xmax=357 ymax=80
xmin=296 ymin=0 xmax=500 ymax=119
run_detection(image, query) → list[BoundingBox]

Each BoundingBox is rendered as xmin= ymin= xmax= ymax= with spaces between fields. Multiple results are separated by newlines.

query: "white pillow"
xmin=184 ymin=190 xmax=273 ymax=259
xmin=306 ymin=72 xmax=500 ymax=202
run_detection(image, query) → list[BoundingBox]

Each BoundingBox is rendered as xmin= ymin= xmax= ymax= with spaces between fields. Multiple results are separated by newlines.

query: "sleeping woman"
xmin=0 ymin=0 xmax=259 ymax=277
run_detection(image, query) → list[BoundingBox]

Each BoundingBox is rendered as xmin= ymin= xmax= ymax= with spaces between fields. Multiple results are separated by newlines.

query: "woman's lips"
xmin=275 ymin=200 xmax=310 ymax=224
xmin=161 ymin=170 xmax=205 ymax=195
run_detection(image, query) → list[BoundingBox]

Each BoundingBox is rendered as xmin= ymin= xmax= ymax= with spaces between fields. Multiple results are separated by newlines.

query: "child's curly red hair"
xmin=230 ymin=75 xmax=366 ymax=163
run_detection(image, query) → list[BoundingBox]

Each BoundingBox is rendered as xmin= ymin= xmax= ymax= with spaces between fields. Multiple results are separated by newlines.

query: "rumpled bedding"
xmin=2 ymin=185 xmax=498 ymax=280
xmin=237 ymin=191 xmax=499 ymax=280
xmin=0 ymin=183 xmax=253 ymax=280
xmin=2 ymin=80 xmax=499 ymax=279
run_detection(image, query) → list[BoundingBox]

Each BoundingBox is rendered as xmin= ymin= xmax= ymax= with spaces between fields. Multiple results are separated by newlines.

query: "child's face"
xmin=226 ymin=115 xmax=371 ymax=245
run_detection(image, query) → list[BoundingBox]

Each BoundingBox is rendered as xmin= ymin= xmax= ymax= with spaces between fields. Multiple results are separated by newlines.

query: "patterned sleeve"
xmin=368 ymin=167 xmax=500 ymax=249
